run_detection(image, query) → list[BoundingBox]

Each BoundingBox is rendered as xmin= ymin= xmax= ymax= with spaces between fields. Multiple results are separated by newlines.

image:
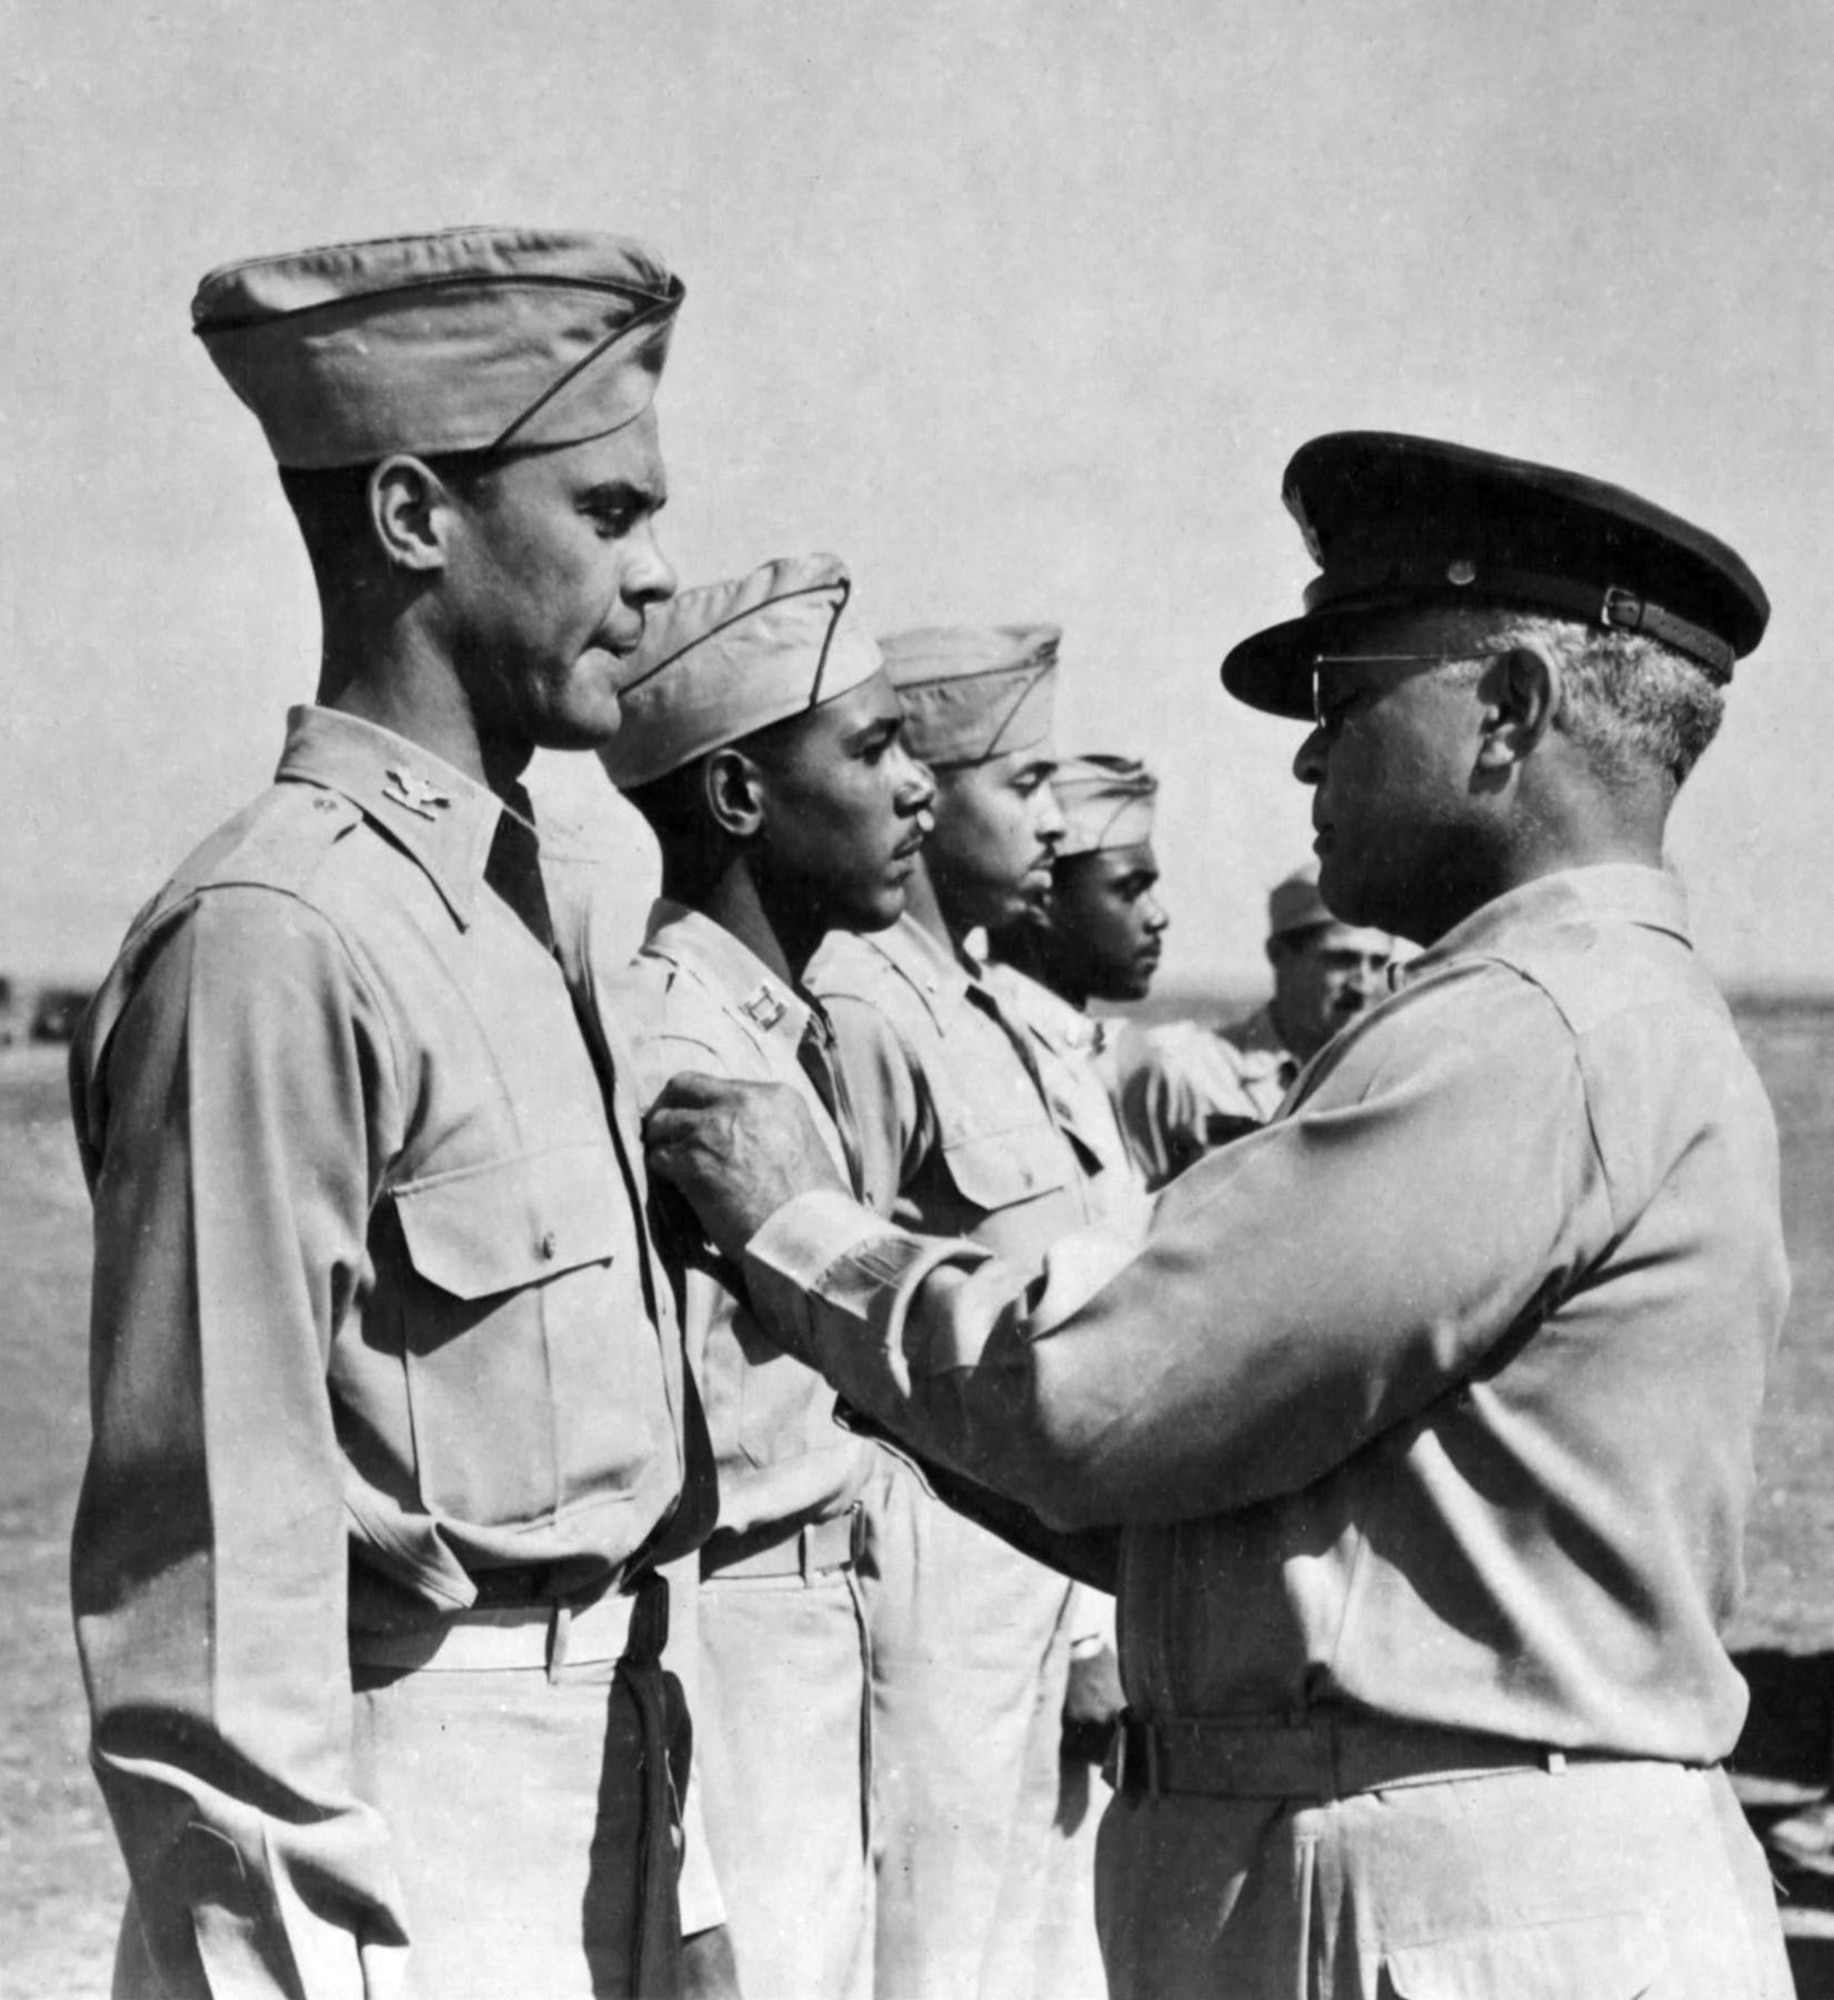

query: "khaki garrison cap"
xmin=192 ymin=225 xmax=684 ymax=469
xmin=1053 ymin=755 xmax=1158 ymax=857
xmin=1266 ymin=862 xmax=1333 ymax=941
xmin=881 ymin=624 xmax=1059 ymax=768
xmin=600 ymin=554 xmax=882 ymax=790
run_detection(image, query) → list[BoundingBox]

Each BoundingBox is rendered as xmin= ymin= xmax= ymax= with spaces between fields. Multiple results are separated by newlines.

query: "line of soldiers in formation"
xmin=71 ymin=221 xmax=1795 ymax=2000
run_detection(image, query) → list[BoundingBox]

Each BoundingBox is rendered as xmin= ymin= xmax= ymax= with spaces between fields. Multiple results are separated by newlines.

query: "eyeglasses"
xmin=1307 ymin=653 xmax=1490 ymax=738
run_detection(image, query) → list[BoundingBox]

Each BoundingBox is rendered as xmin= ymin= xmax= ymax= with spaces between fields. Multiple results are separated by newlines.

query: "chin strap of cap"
xmin=1303 ymin=561 xmax=1737 ymax=683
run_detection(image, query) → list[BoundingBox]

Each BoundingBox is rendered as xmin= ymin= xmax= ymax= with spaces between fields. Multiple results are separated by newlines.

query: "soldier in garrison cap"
xmin=789 ymin=623 xmax=1108 ymax=2000
xmin=69 ymin=228 xmax=736 ymax=2000
xmin=982 ymin=751 xmax=1165 ymax=2000
xmin=646 ymin=432 xmax=1795 ymax=1996
xmin=1116 ymin=858 xmax=1394 ymax=1188
xmin=584 ymin=554 xmax=935 ymax=2000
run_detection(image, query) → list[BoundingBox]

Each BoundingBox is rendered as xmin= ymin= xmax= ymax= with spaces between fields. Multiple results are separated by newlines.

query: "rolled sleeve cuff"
xmin=744 ymin=1192 xmax=989 ymax=1381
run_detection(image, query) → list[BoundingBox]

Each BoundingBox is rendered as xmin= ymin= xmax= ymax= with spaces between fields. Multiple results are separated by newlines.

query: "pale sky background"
xmin=6 ymin=0 xmax=1831 ymax=991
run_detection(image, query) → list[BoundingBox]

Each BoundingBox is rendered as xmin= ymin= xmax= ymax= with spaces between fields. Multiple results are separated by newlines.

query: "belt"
xmin=350 ymin=1576 xmax=668 ymax=1678
xmin=701 ymin=1505 xmax=862 ymax=1581
xmin=1105 ymin=1711 xmax=1644 ymax=1802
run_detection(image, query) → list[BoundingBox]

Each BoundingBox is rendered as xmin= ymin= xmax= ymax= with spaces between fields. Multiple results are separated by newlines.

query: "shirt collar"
xmin=871 ymin=912 xmax=976 ymax=1025
xmin=641 ymin=899 xmax=817 ymax=1051
xmin=275 ymin=705 xmax=501 ymax=928
xmin=1224 ymin=1003 xmax=1298 ymax=1074
xmin=990 ymin=962 xmax=1099 ymax=1054
xmin=1397 ymin=863 xmax=1692 ymax=989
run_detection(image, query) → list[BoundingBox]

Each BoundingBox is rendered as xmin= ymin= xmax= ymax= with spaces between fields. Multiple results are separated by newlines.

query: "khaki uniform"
xmin=809 ymin=916 xmax=1095 ymax=2000
xmin=753 ymin=867 xmax=1794 ymax=1997
xmin=983 ymin=960 xmax=1150 ymax=1998
xmin=72 ymin=708 xmax=711 ymax=2000
xmin=592 ymin=902 xmax=878 ymax=2000
xmin=1115 ymin=1002 xmax=1295 ymax=1187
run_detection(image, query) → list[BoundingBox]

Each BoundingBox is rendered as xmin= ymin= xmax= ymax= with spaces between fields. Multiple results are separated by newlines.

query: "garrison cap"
xmin=1222 ymin=432 xmax=1770 ymax=719
xmin=1053 ymin=755 xmax=1158 ymax=857
xmin=193 ymin=225 xmax=683 ymax=470
xmin=882 ymin=624 xmax=1060 ymax=767
xmin=599 ymin=554 xmax=882 ymax=790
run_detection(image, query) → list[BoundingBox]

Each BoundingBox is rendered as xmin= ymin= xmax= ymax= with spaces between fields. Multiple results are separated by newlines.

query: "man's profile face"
xmin=439 ymin=410 xmax=676 ymax=752
xmin=751 ymin=670 xmax=935 ymax=934
xmin=1293 ymin=607 xmax=1491 ymax=943
xmin=924 ymin=749 xmax=1066 ymax=934
xmin=1267 ymin=920 xmax=1393 ymax=1062
xmin=1047 ymin=843 xmax=1168 ymax=1002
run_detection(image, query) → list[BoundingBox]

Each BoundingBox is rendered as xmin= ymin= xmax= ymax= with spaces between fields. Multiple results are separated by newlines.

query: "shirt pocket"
xmin=937 ymin=1123 xmax=1071 ymax=1220
xmin=391 ymin=1142 xmax=623 ymax=1524
xmin=1380 ymin=1908 xmax=1665 ymax=1999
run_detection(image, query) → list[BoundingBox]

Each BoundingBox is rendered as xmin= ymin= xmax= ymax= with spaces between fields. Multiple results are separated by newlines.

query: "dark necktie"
xmin=796 ymin=1009 xmax=866 ymax=1198
xmin=485 ymin=790 xmax=556 ymax=954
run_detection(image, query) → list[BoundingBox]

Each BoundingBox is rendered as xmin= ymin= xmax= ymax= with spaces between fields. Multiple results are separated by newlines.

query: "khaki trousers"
xmin=860 ymin=1456 xmax=1076 ymax=2000
xmin=1096 ymin=1757 xmax=1792 ymax=1999
xmin=347 ymin=1645 xmax=688 ymax=2000
xmin=694 ymin=1561 xmax=873 ymax=2000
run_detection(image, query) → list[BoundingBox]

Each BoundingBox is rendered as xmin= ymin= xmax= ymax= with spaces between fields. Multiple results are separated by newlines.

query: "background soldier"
xmin=806 ymin=624 xmax=1101 ymax=2000
xmin=648 ymin=432 xmax=1795 ymax=1997
xmin=1117 ymin=858 xmax=1392 ymax=1187
xmin=587 ymin=553 xmax=934 ymax=1999
xmin=70 ymin=227 xmax=726 ymax=2000
xmin=984 ymin=749 xmax=1165 ymax=2000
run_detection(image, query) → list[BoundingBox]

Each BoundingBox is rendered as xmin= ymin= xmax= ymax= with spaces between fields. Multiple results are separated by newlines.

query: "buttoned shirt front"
xmin=809 ymin=915 xmax=1094 ymax=1261
xmin=71 ymin=706 xmax=704 ymax=1990
xmin=982 ymin=960 xmax=1151 ymax=1236
xmin=746 ymin=867 xmax=1788 ymax=1766
xmin=1116 ymin=1002 xmax=1295 ymax=1187
xmin=592 ymin=901 xmax=876 ymax=1548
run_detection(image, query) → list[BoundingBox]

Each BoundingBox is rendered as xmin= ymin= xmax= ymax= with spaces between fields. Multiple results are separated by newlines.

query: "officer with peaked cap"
xmin=584 ymin=554 xmax=934 ymax=2000
xmin=1117 ymin=858 xmax=1393 ymax=1187
xmin=645 ymin=433 xmax=1794 ymax=1995
xmin=800 ymin=624 xmax=1109 ymax=1999
xmin=69 ymin=228 xmax=733 ymax=2000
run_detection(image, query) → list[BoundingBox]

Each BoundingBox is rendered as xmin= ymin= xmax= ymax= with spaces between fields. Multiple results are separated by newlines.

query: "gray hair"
xmin=1452 ymin=609 xmax=1726 ymax=790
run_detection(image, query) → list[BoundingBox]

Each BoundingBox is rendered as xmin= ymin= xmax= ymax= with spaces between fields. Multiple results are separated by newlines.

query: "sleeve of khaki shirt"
xmin=73 ymin=889 xmax=408 ymax=1998
xmin=744 ymin=966 xmax=1613 ymax=1533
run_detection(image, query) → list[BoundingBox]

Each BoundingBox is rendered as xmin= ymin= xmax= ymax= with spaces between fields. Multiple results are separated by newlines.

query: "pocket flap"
xmin=1382 ymin=1909 xmax=1663 ymax=1998
xmin=394 ymin=1142 xmax=620 ymax=1300
xmin=940 ymin=1124 xmax=1069 ymax=1214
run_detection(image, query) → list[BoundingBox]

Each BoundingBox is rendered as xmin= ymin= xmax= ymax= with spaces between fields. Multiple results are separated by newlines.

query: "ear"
xmin=703 ymin=747 xmax=767 ymax=840
xmin=1474 ymin=644 xmax=1561 ymax=774
xmin=367 ymin=455 xmax=453 ymax=574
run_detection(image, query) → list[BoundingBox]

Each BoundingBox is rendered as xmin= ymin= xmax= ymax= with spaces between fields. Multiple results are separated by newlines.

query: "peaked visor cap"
xmin=880 ymin=624 xmax=1060 ymax=767
xmin=1221 ymin=431 xmax=1771 ymax=718
xmin=193 ymin=225 xmax=683 ymax=469
xmin=599 ymin=554 xmax=883 ymax=790
xmin=1053 ymin=754 xmax=1158 ymax=857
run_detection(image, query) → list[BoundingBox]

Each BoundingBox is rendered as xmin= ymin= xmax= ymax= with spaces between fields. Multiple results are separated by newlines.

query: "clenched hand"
xmin=644 ymin=1073 xmax=848 ymax=1261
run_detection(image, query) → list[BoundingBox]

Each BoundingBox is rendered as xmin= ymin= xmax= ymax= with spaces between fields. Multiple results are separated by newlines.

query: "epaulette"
xmin=168 ymin=780 xmax=365 ymax=904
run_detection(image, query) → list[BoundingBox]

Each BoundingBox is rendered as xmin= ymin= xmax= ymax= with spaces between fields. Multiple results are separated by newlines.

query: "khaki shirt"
xmin=1115 ymin=1003 xmax=1294 ymax=1187
xmin=809 ymin=916 xmax=1093 ymax=1260
xmin=982 ymin=961 xmax=1152 ymax=1237
xmin=747 ymin=868 xmax=1788 ymax=1765
xmin=594 ymin=902 xmax=876 ymax=1549
xmin=71 ymin=707 xmax=707 ymax=1992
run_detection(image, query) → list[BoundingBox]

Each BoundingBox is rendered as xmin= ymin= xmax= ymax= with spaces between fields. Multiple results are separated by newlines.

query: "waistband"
xmin=1104 ymin=1711 xmax=1665 ymax=1803
xmin=350 ymin=1575 xmax=668 ymax=1678
xmin=701 ymin=1504 xmax=863 ymax=1581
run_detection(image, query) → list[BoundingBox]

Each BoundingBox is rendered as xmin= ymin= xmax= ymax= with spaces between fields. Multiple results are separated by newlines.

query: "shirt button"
xmin=538 ymin=1230 xmax=558 ymax=1261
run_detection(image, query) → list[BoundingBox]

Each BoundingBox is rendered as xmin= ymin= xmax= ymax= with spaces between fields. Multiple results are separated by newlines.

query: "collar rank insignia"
xmin=739 ymin=983 xmax=787 ymax=1032
xmin=382 ymin=765 xmax=453 ymax=820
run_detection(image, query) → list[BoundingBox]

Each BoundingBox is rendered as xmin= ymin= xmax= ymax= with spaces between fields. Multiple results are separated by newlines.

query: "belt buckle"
xmin=1106 ymin=1712 xmax=1160 ymax=1798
